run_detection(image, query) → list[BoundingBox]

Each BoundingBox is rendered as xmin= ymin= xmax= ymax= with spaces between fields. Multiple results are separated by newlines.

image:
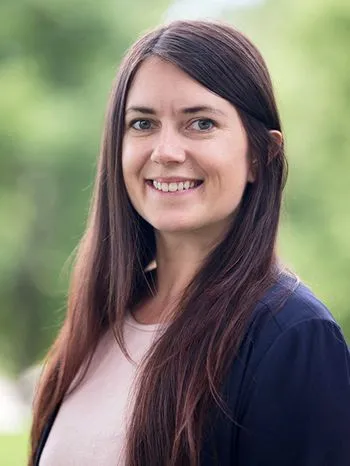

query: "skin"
xmin=122 ymin=57 xmax=281 ymax=323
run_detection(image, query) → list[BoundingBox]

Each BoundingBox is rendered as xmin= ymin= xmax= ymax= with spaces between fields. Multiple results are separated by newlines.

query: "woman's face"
xmin=122 ymin=57 xmax=254 ymax=236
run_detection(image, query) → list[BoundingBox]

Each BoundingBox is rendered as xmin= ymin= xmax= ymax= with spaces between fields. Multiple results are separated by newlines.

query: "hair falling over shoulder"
xmin=29 ymin=20 xmax=290 ymax=466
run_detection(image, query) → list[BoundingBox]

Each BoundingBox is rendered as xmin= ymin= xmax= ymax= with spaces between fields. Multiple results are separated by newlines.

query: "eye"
xmin=130 ymin=119 xmax=153 ymax=130
xmin=190 ymin=118 xmax=215 ymax=131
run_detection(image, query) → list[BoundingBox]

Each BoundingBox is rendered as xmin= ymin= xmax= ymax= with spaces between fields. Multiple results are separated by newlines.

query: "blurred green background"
xmin=1 ymin=0 xmax=349 ymax=463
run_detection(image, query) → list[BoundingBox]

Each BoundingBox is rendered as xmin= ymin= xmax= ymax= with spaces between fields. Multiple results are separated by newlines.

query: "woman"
xmin=29 ymin=20 xmax=350 ymax=466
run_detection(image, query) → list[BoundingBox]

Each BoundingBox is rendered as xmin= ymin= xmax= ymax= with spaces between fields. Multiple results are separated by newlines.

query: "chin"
xmin=154 ymin=224 xmax=198 ymax=234
xmin=150 ymin=217 xmax=202 ymax=234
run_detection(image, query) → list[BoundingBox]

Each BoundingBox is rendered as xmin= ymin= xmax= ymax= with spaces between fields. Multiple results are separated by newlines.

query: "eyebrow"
xmin=125 ymin=105 xmax=227 ymax=117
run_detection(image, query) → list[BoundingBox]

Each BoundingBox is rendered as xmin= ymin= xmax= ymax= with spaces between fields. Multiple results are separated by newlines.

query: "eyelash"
xmin=128 ymin=118 xmax=216 ymax=132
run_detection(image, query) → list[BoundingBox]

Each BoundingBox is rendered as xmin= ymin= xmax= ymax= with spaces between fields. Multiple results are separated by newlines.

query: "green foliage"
xmin=0 ymin=431 xmax=29 ymax=466
xmin=0 ymin=0 xmax=170 ymax=373
xmin=232 ymin=0 xmax=350 ymax=339
xmin=1 ymin=0 xmax=349 ymax=375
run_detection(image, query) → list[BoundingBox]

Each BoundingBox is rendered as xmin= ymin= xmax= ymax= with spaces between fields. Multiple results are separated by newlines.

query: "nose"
xmin=150 ymin=128 xmax=186 ymax=165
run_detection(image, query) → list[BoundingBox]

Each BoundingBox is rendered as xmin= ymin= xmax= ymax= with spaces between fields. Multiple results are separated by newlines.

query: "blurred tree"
xmin=0 ymin=0 xmax=170 ymax=374
xmin=1 ymin=0 xmax=349 ymax=375
xmin=232 ymin=0 xmax=350 ymax=339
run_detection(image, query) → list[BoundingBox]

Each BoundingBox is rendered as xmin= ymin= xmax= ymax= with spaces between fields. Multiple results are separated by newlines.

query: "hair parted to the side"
xmin=29 ymin=20 xmax=293 ymax=466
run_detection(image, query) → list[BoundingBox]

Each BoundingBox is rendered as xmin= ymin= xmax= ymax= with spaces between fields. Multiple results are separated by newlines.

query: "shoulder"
xmin=230 ymin=273 xmax=350 ymax=465
xmin=248 ymin=271 xmax=342 ymax=347
xmin=259 ymin=271 xmax=336 ymax=328
xmin=235 ymin=271 xmax=349 ymax=381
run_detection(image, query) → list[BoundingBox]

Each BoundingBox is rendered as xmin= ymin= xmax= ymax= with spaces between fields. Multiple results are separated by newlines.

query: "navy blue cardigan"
xmin=34 ymin=274 xmax=350 ymax=465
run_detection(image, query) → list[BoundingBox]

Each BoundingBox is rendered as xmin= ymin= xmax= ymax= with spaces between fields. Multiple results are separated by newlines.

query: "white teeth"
xmin=151 ymin=180 xmax=201 ymax=192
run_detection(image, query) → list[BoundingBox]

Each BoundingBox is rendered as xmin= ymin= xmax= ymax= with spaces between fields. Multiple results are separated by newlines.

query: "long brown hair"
xmin=29 ymin=20 xmax=289 ymax=466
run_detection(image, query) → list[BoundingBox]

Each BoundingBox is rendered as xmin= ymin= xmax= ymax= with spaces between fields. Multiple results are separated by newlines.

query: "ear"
xmin=247 ymin=130 xmax=283 ymax=183
xmin=268 ymin=130 xmax=283 ymax=163
xmin=247 ymin=162 xmax=256 ymax=183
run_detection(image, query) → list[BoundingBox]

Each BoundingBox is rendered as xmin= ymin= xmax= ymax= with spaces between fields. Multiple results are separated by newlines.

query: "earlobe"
xmin=247 ymin=165 xmax=256 ymax=183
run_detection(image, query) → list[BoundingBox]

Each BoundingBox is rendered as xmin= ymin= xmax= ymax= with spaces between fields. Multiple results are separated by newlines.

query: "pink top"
xmin=39 ymin=314 xmax=163 ymax=466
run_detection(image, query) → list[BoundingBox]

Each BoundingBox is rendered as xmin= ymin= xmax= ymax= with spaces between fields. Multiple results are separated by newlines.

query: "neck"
xmin=133 ymin=221 xmax=231 ymax=325
xmin=149 ymin=224 xmax=228 ymax=319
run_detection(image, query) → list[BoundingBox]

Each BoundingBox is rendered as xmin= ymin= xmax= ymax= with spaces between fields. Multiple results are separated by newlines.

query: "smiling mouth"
xmin=146 ymin=179 xmax=204 ymax=193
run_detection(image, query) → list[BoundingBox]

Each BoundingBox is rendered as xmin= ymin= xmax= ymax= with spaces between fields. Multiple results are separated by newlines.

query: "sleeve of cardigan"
xmin=237 ymin=318 xmax=350 ymax=466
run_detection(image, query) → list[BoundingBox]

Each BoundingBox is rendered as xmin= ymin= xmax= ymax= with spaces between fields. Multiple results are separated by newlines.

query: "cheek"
xmin=208 ymin=147 xmax=250 ymax=206
xmin=121 ymin=156 xmax=138 ymax=208
xmin=206 ymin=148 xmax=249 ymax=183
xmin=122 ymin=151 xmax=139 ymax=190
xmin=121 ymin=144 xmax=149 ymax=212
xmin=121 ymin=139 xmax=133 ymax=174
xmin=122 ymin=138 xmax=149 ymax=179
xmin=121 ymin=157 xmax=131 ymax=187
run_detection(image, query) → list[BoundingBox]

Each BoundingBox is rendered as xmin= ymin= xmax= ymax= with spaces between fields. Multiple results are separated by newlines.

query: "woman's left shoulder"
xmin=249 ymin=272 xmax=347 ymax=346
xmin=232 ymin=274 xmax=350 ymax=466
xmin=237 ymin=272 xmax=349 ymax=380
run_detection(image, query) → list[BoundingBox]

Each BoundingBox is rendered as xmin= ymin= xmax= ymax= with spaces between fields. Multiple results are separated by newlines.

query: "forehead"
xmin=125 ymin=56 xmax=233 ymax=113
